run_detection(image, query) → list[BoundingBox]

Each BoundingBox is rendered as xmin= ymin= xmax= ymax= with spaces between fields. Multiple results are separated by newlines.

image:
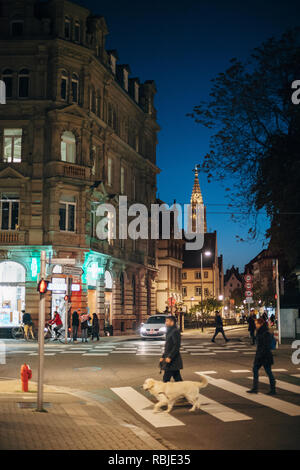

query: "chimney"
xmin=117 ymin=64 xmax=131 ymax=91
xmin=107 ymin=49 xmax=118 ymax=75
xmin=129 ymin=77 xmax=140 ymax=103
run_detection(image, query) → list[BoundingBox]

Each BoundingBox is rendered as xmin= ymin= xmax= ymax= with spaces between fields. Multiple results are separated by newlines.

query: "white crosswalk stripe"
xmin=111 ymin=386 xmax=185 ymax=428
xmin=197 ymin=394 xmax=252 ymax=422
xmin=196 ymin=373 xmax=300 ymax=416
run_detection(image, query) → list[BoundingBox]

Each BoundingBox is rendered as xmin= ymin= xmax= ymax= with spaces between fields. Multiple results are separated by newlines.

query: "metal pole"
xmin=275 ymin=258 xmax=281 ymax=344
xmin=37 ymin=250 xmax=46 ymax=412
xmin=201 ymin=252 xmax=203 ymax=330
xmin=65 ymin=276 xmax=69 ymax=344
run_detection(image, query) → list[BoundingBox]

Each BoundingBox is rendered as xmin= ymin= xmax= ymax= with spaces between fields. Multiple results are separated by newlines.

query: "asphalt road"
xmin=1 ymin=327 xmax=300 ymax=450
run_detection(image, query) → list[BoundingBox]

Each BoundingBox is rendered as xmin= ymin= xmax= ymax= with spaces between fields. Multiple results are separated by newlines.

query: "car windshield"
xmin=146 ymin=316 xmax=166 ymax=324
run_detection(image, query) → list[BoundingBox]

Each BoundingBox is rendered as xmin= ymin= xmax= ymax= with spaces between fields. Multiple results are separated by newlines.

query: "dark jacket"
xmin=162 ymin=325 xmax=183 ymax=371
xmin=92 ymin=314 xmax=99 ymax=331
xmin=254 ymin=323 xmax=274 ymax=366
xmin=215 ymin=314 xmax=223 ymax=329
xmin=248 ymin=316 xmax=256 ymax=332
xmin=22 ymin=313 xmax=32 ymax=325
xmin=72 ymin=311 xmax=79 ymax=327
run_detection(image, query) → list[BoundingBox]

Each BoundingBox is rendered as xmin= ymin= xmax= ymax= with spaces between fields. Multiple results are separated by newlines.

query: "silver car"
xmin=140 ymin=314 xmax=168 ymax=340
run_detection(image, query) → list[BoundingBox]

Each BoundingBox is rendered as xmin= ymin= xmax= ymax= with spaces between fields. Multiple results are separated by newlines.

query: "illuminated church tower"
xmin=191 ymin=165 xmax=207 ymax=233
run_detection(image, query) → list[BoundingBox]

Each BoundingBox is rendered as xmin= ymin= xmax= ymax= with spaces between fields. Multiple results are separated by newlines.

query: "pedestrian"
xmin=22 ymin=311 xmax=35 ymax=340
xmin=80 ymin=312 xmax=91 ymax=343
xmin=248 ymin=312 xmax=256 ymax=345
xmin=247 ymin=317 xmax=276 ymax=395
xmin=160 ymin=315 xmax=183 ymax=383
xmin=48 ymin=311 xmax=63 ymax=339
xmin=211 ymin=310 xmax=229 ymax=343
xmin=72 ymin=310 xmax=79 ymax=342
xmin=92 ymin=313 xmax=100 ymax=341
xmin=262 ymin=311 xmax=268 ymax=323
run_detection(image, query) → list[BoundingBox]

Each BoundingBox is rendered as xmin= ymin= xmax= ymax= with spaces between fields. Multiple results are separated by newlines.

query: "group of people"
xmin=160 ymin=311 xmax=276 ymax=395
xmin=21 ymin=309 xmax=101 ymax=342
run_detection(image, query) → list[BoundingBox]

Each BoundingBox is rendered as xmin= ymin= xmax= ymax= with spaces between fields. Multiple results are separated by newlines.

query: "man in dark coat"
xmin=247 ymin=317 xmax=276 ymax=395
xmin=211 ymin=311 xmax=229 ymax=343
xmin=72 ymin=310 xmax=79 ymax=342
xmin=160 ymin=315 xmax=183 ymax=383
xmin=248 ymin=312 xmax=256 ymax=345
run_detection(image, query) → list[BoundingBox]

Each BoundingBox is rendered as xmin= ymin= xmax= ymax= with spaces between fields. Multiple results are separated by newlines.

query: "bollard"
xmin=21 ymin=363 xmax=32 ymax=392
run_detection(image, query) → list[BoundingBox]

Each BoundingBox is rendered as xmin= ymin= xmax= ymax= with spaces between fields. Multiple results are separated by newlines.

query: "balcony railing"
xmin=0 ymin=231 xmax=19 ymax=244
xmin=45 ymin=161 xmax=90 ymax=180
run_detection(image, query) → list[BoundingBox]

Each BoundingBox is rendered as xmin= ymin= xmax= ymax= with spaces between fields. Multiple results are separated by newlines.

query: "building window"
xmin=132 ymin=275 xmax=136 ymax=306
xmin=204 ymin=271 xmax=208 ymax=278
xmin=107 ymin=157 xmax=112 ymax=186
xmin=3 ymin=129 xmax=22 ymax=163
xmin=195 ymin=272 xmax=201 ymax=279
xmin=182 ymin=272 xmax=187 ymax=280
xmin=61 ymin=71 xmax=68 ymax=100
xmin=120 ymin=272 xmax=125 ymax=305
xmin=2 ymin=69 xmax=13 ymax=98
xmin=74 ymin=21 xmax=80 ymax=42
xmin=195 ymin=286 xmax=201 ymax=296
xmin=11 ymin=21 xmax=23 ymax=36
xmin=64 ymin=17 xmax=71 ymax=39
xmin=71 ymin=73 xmax=79 ymax=103
xmin=18 ymin=69 xmax=29 ymax=98
xmin=182 ymin=286 xmax=187 ymax=297
xmin=61 ymin=131 xmax=76 ymax=163
xmin=120 ymin=166 xmax=125 ymax=195
xmin=0 ymin=195 xmax=19 ymax=230
xmin=90 ymin=87 xmax=96 ymax=113
xmin=204 ymin=288 xmax=209 ymax=297
xmin=59 ymin=196 xmax=76 ymax=232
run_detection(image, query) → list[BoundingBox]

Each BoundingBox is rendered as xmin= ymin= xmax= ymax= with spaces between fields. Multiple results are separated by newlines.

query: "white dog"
xmin=143 ymin=376 xmax=208 ymax=413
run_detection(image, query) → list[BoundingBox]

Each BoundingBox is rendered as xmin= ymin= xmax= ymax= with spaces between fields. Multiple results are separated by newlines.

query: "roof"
xmin=224 ymin=265 xmax=243 ymax=285
xmin=183 ymin=232 xmax=217 ymax=269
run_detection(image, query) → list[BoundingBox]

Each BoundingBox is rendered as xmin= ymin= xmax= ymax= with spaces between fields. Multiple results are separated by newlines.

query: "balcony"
xmin=45 ymin=161 xmax=91 ymax=181
xmin=0 ymin=231 xmax=25 ymax=244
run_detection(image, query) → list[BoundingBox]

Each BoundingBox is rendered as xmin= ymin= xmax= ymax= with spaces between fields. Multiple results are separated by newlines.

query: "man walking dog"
xmin=160 ymin=315 xmax=183 ymax=383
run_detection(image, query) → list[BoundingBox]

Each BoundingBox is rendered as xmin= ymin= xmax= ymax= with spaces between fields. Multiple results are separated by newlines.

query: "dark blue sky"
xmin=81 ymin=0 xmax=299 ymax=271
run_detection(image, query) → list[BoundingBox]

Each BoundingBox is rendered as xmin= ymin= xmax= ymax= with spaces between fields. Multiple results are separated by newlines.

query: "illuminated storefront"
xmin=0 ymin=261 xmax=25 ymax=327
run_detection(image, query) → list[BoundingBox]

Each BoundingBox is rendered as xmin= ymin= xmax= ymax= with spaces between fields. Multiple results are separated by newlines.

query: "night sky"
xmin=80 ymin=0 xmax=299 ymax=271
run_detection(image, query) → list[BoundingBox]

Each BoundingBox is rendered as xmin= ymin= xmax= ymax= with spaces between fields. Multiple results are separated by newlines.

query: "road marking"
xmin=242 ymin=352 xmax=256 ymax=355
xmin=136 ymin=353 xmax=162 ymax=356
xmin=191 ymin=352 xmax=216 ymax=356
xmin=196 ymin=370 xmax=217 ymax=374
xmin=198 ymin=394 xmax=252 ymax=422
xmin=212 ymin=350 xmax=239 ymax=353
xmin=272 ymin=369 xmax=288 ymax=372
xmin=291 ymin=374 xmax=300 ymax=378
xmin=111 ymin=386 xmax=185 ymax=428
xmin=29 ymin=352 xmax=56 ymax=356
xmin=60 ymin=351 xmax=86 ymax=354
xmin=82 ymin=353 xmax=109 ymax=356
xmin=230 ymin=370 xmax=251 ymax=373
xmin=197 ymin=374 xmax=300 ymax=416
xmin=248 ymin=377 xmax=300 ymax=394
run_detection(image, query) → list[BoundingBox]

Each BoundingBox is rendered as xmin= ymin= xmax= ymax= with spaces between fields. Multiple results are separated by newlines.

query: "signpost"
xmin=50 ymin=258 xmax=76 ymax=265
xmin=244 ymin=274 xmax=253 ymax=315
xmin=37 ymin=250 xmax=46 ymax=412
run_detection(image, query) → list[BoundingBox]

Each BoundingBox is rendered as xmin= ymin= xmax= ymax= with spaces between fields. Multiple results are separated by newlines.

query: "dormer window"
xmin=64 ymin=17 xmax=71 ymax=40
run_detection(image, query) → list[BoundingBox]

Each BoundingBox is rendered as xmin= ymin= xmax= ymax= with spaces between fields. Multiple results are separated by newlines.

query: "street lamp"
xmin=200 ymin=250 xmax=212 ymax=330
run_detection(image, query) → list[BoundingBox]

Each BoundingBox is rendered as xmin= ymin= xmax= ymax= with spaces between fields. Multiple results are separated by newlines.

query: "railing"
xmin=45 ymin=161 xmax=90 ymax=180
xmin=0 ymin=231 xmax=19 ymax=243
xmin=63 ymin=164 xmax=86 ymax=178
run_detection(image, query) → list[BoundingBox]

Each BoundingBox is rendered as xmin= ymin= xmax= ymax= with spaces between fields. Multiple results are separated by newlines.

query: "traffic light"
xmin=64 ymin=294 xmax=70 ymax=302
xmin=37 ymin=279 xmax=49 ymax=294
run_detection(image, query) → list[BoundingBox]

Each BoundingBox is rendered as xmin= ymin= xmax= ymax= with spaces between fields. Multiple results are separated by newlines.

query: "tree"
xmin=189 ymin=298 xmax=223 ymax=330
xmin=230 ymin=287 xmax=243 ymax=307
xmin=188 ymin=28 xmax=300 ymax=275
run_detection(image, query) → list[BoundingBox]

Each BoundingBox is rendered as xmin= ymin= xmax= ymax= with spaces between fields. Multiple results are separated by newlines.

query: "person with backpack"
xmin=22 ymin=311 xmax=35 ymax=340
xmin=72 ymin=310 xmax=79 ymax=342
xmin=247 ymin=317 xmax=276 ymax=395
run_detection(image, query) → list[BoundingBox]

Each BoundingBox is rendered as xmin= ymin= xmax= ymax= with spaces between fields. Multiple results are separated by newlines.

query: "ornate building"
xmin=0 ymin=0 xmax=159 ymax=335
xmin=182 ymin=169 xmax=224 ymax=312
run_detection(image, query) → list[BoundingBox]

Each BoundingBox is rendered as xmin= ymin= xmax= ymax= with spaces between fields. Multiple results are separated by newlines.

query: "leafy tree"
xmin=230 ymin=287 xmax=243 ymax=307
xmin=188 ymin=28 xmax=300 ymax=275
xmin=189 ymin=298 xmax=223 ymax=330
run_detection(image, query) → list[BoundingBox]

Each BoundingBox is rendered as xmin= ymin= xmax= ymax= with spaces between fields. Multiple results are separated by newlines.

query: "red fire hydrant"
xmin=21 ymin=363 xmax=32 ymax=392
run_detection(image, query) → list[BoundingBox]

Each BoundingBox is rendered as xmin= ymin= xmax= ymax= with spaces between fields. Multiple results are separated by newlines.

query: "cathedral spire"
xmin=191 ymin=165 xmax=207 ymax=233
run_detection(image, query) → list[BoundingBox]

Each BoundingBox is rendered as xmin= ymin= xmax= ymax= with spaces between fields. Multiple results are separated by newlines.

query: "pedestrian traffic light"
xmin=37 ymin=279 xmax=49 ymax=294
xmin=64 ymin=294 xmax=70 ymax=302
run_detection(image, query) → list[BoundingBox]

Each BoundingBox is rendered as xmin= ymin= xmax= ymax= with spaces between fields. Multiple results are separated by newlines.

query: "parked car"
xmin=140 ymin=315 xmax=168 ymax=340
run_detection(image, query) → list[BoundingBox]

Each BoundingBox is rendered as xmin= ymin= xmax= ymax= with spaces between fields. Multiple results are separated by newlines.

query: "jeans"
xmin=163 ymin=370 xmax=183 ymax=383
xmin=253 ymin=363 xmax=275 ymax=390
xmin=92 ymin=328 xmax=99 ymax=340
xmin=81 ymin=328 xmax=88 ymax=340
xmin=250 ymin=330 xmax=256 ymax=345
xmin=212 ymin=327 xmax=228 ymax=341
xmin=72 ymin=325 xmax=78 ymax=341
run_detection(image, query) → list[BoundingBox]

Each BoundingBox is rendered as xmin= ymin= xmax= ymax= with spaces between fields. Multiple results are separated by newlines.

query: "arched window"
xmin=71 ymin=73 xmax=79 ymax=103
xmin=61 ymin=70 xmax=68 ymax=100
xmin=2 ymin=69 xmax=13 ymax=98
xmin=64 ymin=17 xmax=71 ymax=39
xmin=61 ymin=131 xmax=76 ymax=163
xmin=18 ymin=69 xmax=29 ymax=98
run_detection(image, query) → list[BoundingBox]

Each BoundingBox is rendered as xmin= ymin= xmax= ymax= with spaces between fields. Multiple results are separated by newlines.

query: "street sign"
xmin=246 ymin=297 xmax=253 ymax=303
xmin=245 ymin=282 xmax=253 ymax=289
xmin=50 ymin=258 xmax=76 ymax=265
xmin=245 ymin=290 xmax=253 ymax=297
xmin=244 ymin=274 xmax=253 ymax=282
xmin=62 ymin=265 xmax=83 ymax=276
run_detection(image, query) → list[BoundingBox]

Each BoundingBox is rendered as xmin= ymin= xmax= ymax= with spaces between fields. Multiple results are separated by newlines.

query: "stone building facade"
xmin=0 ymin=0 xmax=159 ymax=335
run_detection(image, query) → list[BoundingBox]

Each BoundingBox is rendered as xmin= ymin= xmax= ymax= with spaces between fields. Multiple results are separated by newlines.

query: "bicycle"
xmin=44 ymin=324 xmax=71 ymax=344
xmin=11 ymin=323 xmax=35 ymax=340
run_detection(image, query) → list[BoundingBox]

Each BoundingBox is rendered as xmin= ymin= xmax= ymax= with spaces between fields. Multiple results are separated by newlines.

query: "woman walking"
xmin=92 ymin=313 xmax=100 ymax=341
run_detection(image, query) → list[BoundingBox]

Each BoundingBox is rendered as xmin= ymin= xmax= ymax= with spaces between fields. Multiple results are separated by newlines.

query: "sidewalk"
xmin=0 ymin=379 xmax=172 ymax=450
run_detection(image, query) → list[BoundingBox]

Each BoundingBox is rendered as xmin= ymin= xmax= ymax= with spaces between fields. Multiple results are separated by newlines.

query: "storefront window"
xmin=0 ymin=261 xmax=25 ymax=326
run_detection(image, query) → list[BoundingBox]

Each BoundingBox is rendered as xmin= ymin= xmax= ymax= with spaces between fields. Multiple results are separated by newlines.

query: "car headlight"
xmin=141 ymin=327 xmax=146 ymax=333
xmin=159 ymin=326 xmax=167 ymax=333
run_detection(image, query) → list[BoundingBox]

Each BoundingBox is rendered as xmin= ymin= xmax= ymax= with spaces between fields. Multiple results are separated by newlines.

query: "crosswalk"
xmin=109 ymin=371 xmax=300 ymax=428
xmin=6 ymin=339 xmax=257 ymax=357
